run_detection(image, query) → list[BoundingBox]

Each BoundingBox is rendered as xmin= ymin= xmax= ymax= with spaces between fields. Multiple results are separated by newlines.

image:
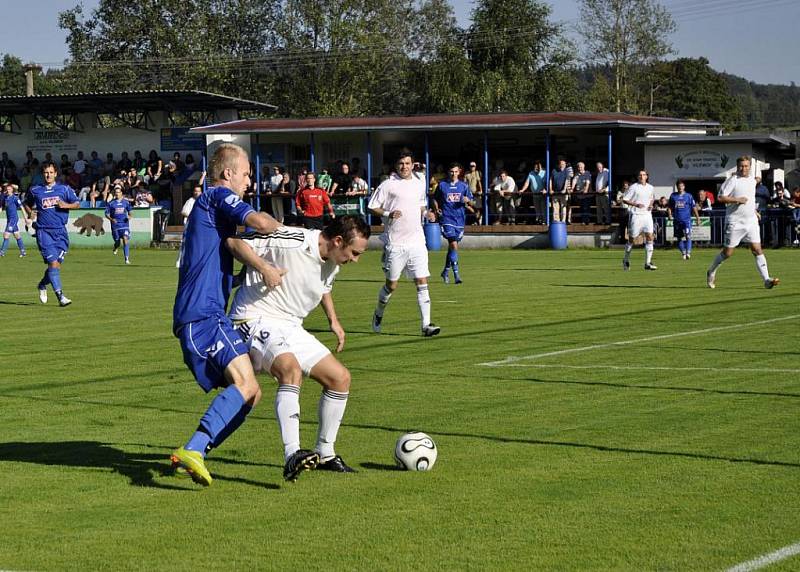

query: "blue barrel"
xmin=423 ymin=222 xmax=442 ymax=251
xmin=549 ymin=221 xmax=568 ymax=249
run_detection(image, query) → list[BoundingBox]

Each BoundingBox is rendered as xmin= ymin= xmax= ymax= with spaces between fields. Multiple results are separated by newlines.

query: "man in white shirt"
xmin=228 ymin=215 xmax=370 ymax=481
xmin=491 ymin=170 xmax=518 ymax=225
xmin=368 ymin=151 xmax=440 ymax=337
xmin=622 ymin=170 xmax=657 ymax=270
xmin=176 ymin=184 xmax=203 ymax=268
xmin=706 ymin=156 xmax=779 ymax=289
xmin=595 ymin=162 xmax=610 ymax=225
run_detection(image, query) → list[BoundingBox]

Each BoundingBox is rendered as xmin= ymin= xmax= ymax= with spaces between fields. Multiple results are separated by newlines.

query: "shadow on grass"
xmin=0 ymin=441 xmax=280 ymax=490
xmin=344 ymin=423 xmax=800 ymax=470
xmin=360 ymin=461 xmax=403 ymax=471
xmin=0 ymin=300 xmax=36 ymax=306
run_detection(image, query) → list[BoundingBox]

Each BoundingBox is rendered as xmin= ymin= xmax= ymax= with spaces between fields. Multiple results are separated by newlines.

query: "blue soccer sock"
xmin=686 ymin=238 xmax=692 ymax=254
xmin=113 ymin=239 xmax=120 ymax=251
xmin=208 ymin=404 xmax=253 ymax=452
xmin=16 ymin=238 xmax=24 ymax=253
xmin=449 ymin=250 xmax=460 ymax=274
xmin=0 ymin=237 xmax=8 ymax=253
xmin=47 ymin=267 xmax=62 ymax=294
xmin=38 ymin=269 xmax=50 ymax=290
xmin=185 ymin=385 xmax=246 ymax=456
xmin=123 ymin=243 xmax=130 ymax=259
xmin=677 ymin=239 xmax=685 ymax=255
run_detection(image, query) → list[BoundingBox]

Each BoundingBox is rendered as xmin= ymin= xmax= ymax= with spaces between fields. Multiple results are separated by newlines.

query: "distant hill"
xmin=722 ymin=73 xmax=800 ymax=129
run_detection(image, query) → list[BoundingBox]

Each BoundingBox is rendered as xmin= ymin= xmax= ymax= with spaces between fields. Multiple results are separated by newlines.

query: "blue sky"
xmin=4 ymin=0 xmax=798 ymax=86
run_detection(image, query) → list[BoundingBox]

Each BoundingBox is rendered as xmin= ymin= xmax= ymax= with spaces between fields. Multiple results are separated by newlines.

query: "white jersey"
xmin=623 ymin=183 xmax=654 ymax=215
xmin=368 ymin=173 xmax=427 ymax=248
xmin=228 ymin=227 xmax=340 ymax=326
xmin=719 ymin=174 xmax=757 ymax=224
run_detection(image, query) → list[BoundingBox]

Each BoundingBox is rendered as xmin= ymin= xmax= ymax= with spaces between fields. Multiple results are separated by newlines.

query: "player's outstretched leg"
xmin=644 ymin=241 xmax=657 ymax=270
xmin=113 ymin=239 xmax=120 ymax=255
xmin=372 ymin=284 xmax=392 ymax=333
xmin=123 ymin=239 xmax=130 ymax=264
xmin=707 ymin=249 xmax=729 ymax=288
xmin=0 ymin=236 xmax=8 ymax=255
xmin=622 ymin=242 xmax=632 ymax=271
xmin=752 ymin=249 xmax=779 ymax=289
xmin=16 ymin=237 xmax=25 ymax=257
xmin=416 ymin=282 xmax=440 ymax=337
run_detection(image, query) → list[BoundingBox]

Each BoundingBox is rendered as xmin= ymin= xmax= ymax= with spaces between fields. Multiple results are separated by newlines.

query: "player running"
xmin=229 ymin=215 xmax=370 ymax=481
xmin=621 ymin=170 xmax=657 ymax=271
xmin=0 ymin=183 xmax=28 ymax=257
xmin=25 ymin=162 xmax=80 ymax=306
xmin=170 ymin=143 xmax=284 ymax=486
xmin=368 ymin=151 xmax=440 ymax=337
xmin=105 ymin=186 xmax=133 ymax=264
xmin=433 ymin=162 xmax=473 ymax=284
xmin=706 ymin=155 xmax=779 ymax=289
xmin=667 ymin=180 xmax=701 ymax=260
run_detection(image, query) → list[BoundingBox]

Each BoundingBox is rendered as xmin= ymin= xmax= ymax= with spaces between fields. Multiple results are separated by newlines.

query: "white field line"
xmin=491 ymin=364 xmax=800 ymax=374
xmin=478 ymin=314 xmax=800 ymax=367
xmin=725 ymin=540 xmax=800 ymax=572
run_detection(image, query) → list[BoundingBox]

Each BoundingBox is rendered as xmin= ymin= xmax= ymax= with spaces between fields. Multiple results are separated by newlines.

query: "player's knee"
xmin=271 ymin=359 xmax=303 ymax=387
xmin=335 ymin=367 xmax=352 ymax=392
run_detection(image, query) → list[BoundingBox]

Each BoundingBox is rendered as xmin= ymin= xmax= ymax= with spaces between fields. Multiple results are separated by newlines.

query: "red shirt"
xmin=296 ymin=187 xmax=331 ymax=217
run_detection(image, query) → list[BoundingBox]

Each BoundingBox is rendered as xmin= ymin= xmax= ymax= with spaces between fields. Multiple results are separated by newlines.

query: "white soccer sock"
xmin=754 ymin=254 xmax=770 ymax=281
xmin=708 ymin=252 xmax=727 ymax=275
xmin=623 ymin=243 xmax=633 ymax=262
xmin=417 ymin=284 xmax=432 ymax=327
xmin=645 ymin=242 xmax=654 ymax=264
xmin=315 ymin=389 xmax=349 ymax=461
xmin=275 ymin=384 xmax=301 ymax=461
xmin=375 ymin=285 xmax=392 ymax=318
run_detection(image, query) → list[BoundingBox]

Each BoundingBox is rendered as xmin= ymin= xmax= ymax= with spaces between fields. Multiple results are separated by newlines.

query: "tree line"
xmin=0 ymin=0 xmax=795 ymax=131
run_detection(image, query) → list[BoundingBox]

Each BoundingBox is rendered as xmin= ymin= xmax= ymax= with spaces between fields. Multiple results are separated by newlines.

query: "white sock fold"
xmin=416 ymin=284 xmax=431 ymax=327
xmin=708 ymin=252 xmax=727 ymax=275
xmin=275 ymin=384 xmax=301 ymax=461
xmin=624 ymin=243 xmax=633 ymax=262
xmin=316 ymin=389 xmax=349 ymax=461
xmin=375 ymin=285 xmax=391 ymax=318
xmin=754 ymin=253 xmax=770 ymax=281
xmin=645 ymin=242 xmax=654 ymax=264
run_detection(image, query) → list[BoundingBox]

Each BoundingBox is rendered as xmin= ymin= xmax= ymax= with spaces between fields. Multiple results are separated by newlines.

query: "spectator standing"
xmin=519 ymin=161 xmax=546 ymax=224
xmin=464 ymin=161 xmax=484 ymax=224
xmin=73 ymin=151 xmax=88 ymax=186
xmin=133 ymin=150 xmax=146 ymax=175
xmin=146 ymin=150 xmax=163 ymax=185
xmin=278 ymin=172 xmax=297 ymax=222
xmin=790 ymin=187 xmax=800 ymax=245
xmin=491 ymin=170 xmax=518 ymax=225
xmin=573 ymin=161 xmax=593 ymax=224
xmin=754 ymin=176 xmax=770 ymax=212
xmin=595 ymin=162 xmax=610 ymax=224
xmin=296 ymin=172 xmax=335 ymax=230
xmin=176 ymin=184 xmax=203 ymax=268
xmin=698 ymin=189 xmax=713 ymax=213
xmin=549 ymin=158 xmax=570 ymax=223
xmin=330 ymin=163 xmax=353 ymax=197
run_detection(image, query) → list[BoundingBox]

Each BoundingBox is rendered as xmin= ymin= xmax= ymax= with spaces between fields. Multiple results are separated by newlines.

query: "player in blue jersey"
xmin=667 ymin=180 xmax=701 ymax=260
xmin=433 ymin=163 xmax=473 ymax=284
xmin=25 ymin=162 xmax=80 ymax=306
xmin=170 ymin=143 xmax=288 ymax=486
xmin=105 ymin=186 xmax=133 ymax=264
xmin=0 ymin=183 xmax=28 ymax=257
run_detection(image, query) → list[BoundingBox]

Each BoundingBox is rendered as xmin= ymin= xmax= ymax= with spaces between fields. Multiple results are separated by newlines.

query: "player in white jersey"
xmin=621 ymin=170 xmax=658 ymax=271
xmin=706 ymin=156 xmax=779 ymax=289
xmin=368 ymin=151 xmax=441 ymax=337
xmin=228 ymin=215 xmax=370 ymax=481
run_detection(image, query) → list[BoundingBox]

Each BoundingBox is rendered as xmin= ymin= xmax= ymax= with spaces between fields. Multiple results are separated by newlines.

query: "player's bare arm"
xmin=225 ymin=237 xmax=286 ymax=288
xmin=321 ymin=292 xmax=345 ymax=353
xmin=244 ymin=211 xmax=282 ymax=235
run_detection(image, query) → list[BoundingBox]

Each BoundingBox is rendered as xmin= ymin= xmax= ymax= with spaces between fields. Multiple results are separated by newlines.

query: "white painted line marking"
xmin=725 ymin=540 xmax=800 ymax=572
xmin=478 ymin=314 xmax=800 ymax=367
xmin=490 ymin=364 xmax=800 ymax=374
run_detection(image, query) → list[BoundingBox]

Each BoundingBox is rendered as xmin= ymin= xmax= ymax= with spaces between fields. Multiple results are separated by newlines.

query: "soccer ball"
xmin=394 ymin=431 xmax=437 ymax=471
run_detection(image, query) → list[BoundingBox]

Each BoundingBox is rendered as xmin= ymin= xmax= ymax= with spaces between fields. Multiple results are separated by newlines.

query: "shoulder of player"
xmin=239 ymin=226 xmax=307 ymax=246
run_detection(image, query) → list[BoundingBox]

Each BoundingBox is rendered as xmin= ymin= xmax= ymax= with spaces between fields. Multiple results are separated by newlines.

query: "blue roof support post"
xmin=255 ymin=150 xmax=261 ymax=212
xmin=607 ymin=129 xmax=613 ymax=231
xmin=366 ymin=131 xmax=372 ymax=223
xmin=545 ymin=131 xmax=551 ymax=226
xmin=202 ymin=153 xmax=208 ymax=192
xmin=483 ymin=131 xmax=489 ymax=225
xmin=424 ymin=132 xmax=431 ymax=210
xmin=310 ymin=132 xmax=316 ymax=174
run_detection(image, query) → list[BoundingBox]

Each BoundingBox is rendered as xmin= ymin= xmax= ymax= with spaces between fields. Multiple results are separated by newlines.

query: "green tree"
xmin=578 ymin=0 xmax=675 ymax=113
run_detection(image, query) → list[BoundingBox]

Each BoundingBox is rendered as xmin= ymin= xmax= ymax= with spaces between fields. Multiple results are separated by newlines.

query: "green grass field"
xmin=1 ymin=245 xmax=799 ymax=571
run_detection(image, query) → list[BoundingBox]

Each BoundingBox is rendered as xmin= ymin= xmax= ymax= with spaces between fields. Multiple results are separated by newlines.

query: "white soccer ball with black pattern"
xmin=394 ymin=431 xmax=437 ymax=471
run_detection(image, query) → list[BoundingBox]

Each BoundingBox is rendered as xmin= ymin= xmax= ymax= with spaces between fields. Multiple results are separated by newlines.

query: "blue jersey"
xmin=436 ymin=180 xmax=473 ymax=228
xmin=26 ymin=184 xmax=79 ymax=230
xmin=2 ymin=194 xmax=23 ymax=224
xmin=106 ymin=199 xmax=132 ymax=228
xmin=172 ymin=186 xmax=254 ymax=333
xmin=668 ymin=192 xmax=696 ymax=223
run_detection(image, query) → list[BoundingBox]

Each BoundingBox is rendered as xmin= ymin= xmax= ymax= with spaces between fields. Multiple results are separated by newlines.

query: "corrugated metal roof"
xmin=638 ymin=133 xmax=792 ymax=147
xmin=0 ymin=90 xmax=276 ymax=114
xmin=191 ymin=112 xmax=719 ymax=134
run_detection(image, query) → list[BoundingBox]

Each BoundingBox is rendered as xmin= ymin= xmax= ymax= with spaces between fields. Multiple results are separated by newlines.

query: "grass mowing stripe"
xmin=478 ymin=314 xmax=800 ymax=366
xmin=490 ymin=364 xmax=800 ymax=374
xmin=725 ymin=541 xmax=800 ymax=572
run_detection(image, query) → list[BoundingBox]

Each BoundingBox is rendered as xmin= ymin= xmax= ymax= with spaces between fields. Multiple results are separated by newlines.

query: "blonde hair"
xmin=736 ymin=155 xmax=751 ymax=166
xmin=209 ymin=143 xmax=246 ymax=182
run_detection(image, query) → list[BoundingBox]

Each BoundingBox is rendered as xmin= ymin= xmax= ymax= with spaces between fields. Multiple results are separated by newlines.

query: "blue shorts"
xmin=4 ymin=221 xmax=19 ymax=234
xmin=112 ymin=226 xmax=130 ymax=241
xmin=35 ymin=227 xmax=69 ymax=264
xmin=177 ymin=315 xmax=249 ymax=393
xmin=673 ymin=220 xmax=692 ymax=240
xmin=441 ymin=223 xmax=465 ymax=242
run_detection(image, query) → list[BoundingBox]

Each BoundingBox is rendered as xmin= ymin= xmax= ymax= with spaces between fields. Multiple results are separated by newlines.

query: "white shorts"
xmin=628 ymin=213 xmax=654 ymax=238
xmin=724 ymin=219 xmax=761 ymax=248
xmin=236 ymin=317 xmax=330 ymax=377
xmin=382 ymin=243 xmax=430 ymax=281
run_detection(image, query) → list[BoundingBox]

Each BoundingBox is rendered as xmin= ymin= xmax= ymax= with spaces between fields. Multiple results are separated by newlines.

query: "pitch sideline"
xmin=477 ymin=314 xmax=800 ymax=367
xmin=725 ymin=540 xmax=800 ymax=572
